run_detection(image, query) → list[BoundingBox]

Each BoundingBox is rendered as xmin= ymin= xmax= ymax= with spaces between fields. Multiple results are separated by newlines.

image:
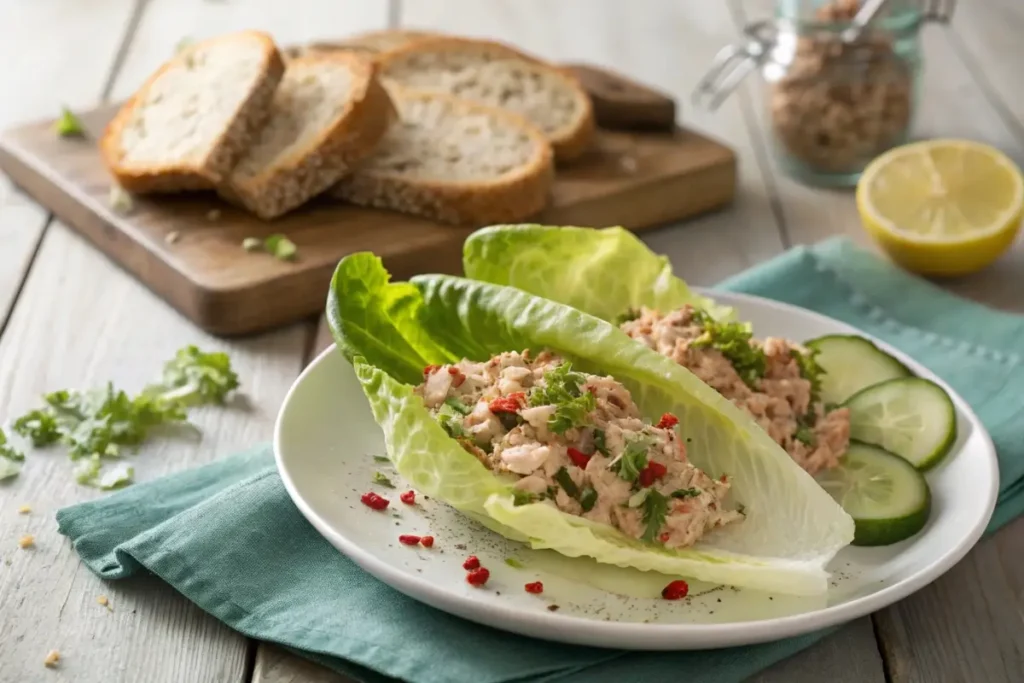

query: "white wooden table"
xmin=0 ymin=1 xmax=1022 ymax=681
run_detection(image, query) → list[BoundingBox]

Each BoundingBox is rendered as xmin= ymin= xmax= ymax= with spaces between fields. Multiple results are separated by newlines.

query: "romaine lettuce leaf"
xmin=330 ymin=253 xmax=854 ymax=596
xmin=463 ymin=224 xmax=735 ymax=322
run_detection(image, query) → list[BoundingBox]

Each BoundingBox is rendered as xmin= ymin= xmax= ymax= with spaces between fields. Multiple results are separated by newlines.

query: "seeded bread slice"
xmin=219 ymin=52 xmax=395 ymax=220
xmin=285 ymin=29 xmax=442 ymax=60
xmin=331 ymin=89 xmax=554 ymax=226
xmin=375 ymin=37 xmax=595 ymax=161
xmin=100 ymin=30 xmax=284 ymax=194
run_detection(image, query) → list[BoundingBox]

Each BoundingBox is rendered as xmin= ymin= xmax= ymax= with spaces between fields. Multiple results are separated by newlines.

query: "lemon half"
xmin=856 ymin=139 xmax=1024 ymax=276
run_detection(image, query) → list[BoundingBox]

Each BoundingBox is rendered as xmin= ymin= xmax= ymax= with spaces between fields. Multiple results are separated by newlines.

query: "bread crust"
xmin=219 ymin=52 xmax=397 ymax=220
xmin=284 ymin=29 xmax=443 ymax=61
xmin=331 ymin=89 xmax=554 ymax=226
xmin=375 ymin=36 xmax=595 ymax=162
xmin=99 ymin=30 xmax=284 ymax=194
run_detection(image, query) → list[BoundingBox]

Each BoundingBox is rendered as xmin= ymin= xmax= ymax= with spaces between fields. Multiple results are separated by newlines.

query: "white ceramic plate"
xmin=274 ymin=289 xmax=998 ymax=650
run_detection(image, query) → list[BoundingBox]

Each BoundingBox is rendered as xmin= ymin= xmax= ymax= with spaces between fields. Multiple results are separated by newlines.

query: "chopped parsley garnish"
xmin=265 ymin=234 xmax=298 ymax=261
xmin=824 ymin=402 xmax=840 ymax=413
xmin=0 ymin=457 xmax=20 ymax=481
xmin=444 ymin=397 xmax=471 ymax=415
xmin=13 ymin=409 xmax=61 ymax=447
xmin=512 ymin=490 xmax=536 ymax=506
xmin=149 ymin=345 xmax=239 ymax=406
xmin=372 ymin=455 xmax=390 ymax=463
xmin=671 ymin=488 xmax=701 ymax=499
xmin=554 ymin=467 xmax=579 ymax=498
xmin=580 ymin=487 xmax=598 ymax=512
xmin=792 ymin=348 xmax=825 ymax=403
xmin=613 ymin=436 xmax=651 ymax=483
xmin=504 ymin=558 xmax=525 ymax=569
xmin=96 ymin=462 xmax=134 ymax=490
xmin=614 ymin=308 xmax=641 ymax=325
xmin=0 ymin=429 xmax=25 ymax=462
xmin=436 ymin=404 xmax=466 ymax=438
xmin=592 ymin=429 xmax=609 ymax=456
xmin=641 ymin=489 xmax=670 ymax=543
xmin=372 ymin=472 xmax=395 ymax=488
xmin=55 ymin=107 xmax=85 ymax=137
xmin=690 ymin=310 xmax=766 ymax=388
xmin=530 ymin=363 xmax=594 ymax=434
xmin=795 ymin=412 xmax=817 ymax=447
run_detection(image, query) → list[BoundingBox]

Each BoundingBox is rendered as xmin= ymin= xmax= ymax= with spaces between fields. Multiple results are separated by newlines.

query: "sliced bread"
xmin=375 ymin=37 xmax=595 ymax=161
xmin=285 ymin=29 xmax=441 ymax=60
xmin=219 ymin=52 xmax=395 ymax=220
xmin=100 ymin=30 xmax=284 ymax=194
xmin=331 ymin=89 xmax=554 ymax=226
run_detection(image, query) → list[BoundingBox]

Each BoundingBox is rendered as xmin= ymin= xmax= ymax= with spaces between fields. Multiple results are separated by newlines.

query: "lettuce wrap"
xmin=328 ymin=252 xmax=854 ymax=596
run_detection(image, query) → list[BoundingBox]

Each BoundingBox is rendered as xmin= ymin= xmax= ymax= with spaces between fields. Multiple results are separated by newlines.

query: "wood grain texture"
xmin=253 ymin=645 xmax=354 ymax=683
xmin=749 ymin=619 xmax=885 ymax=683
xmin=0 ymin=0 xmax=138 ymax=345
xmin=0 ymin=107 xmax=736 ymax=336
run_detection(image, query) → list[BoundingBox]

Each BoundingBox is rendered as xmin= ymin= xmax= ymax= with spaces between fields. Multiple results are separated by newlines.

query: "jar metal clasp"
xmin=692 ymin=20 xmax=779 ymax=112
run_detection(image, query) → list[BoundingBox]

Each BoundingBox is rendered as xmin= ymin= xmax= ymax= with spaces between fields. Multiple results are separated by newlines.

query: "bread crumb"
xmin=44 ymin=650 xmax=60 ymax=668
xmin=18 ymin=534 xmax=35 ymax=549
xmin=97 ymin=595 xmax=113 ymax=611
xmin=206 ymin=209 xmax=222 ymax=221
xmin=619 ymin=155 xmax=638 ymax=174
xmin=17 ymin=504 xmax=31 ymax=515
xmin=108 ymin=185 xmax=133 ymax=214
xmin=165 ymin=231 xmax=181 ymax=245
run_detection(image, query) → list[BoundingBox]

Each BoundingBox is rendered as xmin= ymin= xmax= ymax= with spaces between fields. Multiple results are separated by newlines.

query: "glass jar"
xmin=694 ymin=0 xmax=954 ymax=187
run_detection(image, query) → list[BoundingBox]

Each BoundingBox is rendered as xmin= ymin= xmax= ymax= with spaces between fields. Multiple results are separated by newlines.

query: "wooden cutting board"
xmin=0 ymin=64 xmax=736 ymax=337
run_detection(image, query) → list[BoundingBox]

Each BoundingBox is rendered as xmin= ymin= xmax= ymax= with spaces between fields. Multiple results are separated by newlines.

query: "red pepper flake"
xmin=360 ymin=492 xmax=390 ymax=511
xmin=656 ymin=413 xmax=679 ymax=429
xmin=400 ymin=490 xmax=416 ymax=505
xmin=447 ymin=366 xmax=466 ymax=387
xmin=638 ymin=461 xmax=668 ymax=487
xmin=488 ymin=392 xmax=526 ymax=414
xmin=463 ymin=555 xmax=481 ymax=570
xmin=524 ymin=581 xmax=544 ymax=594
xmin=420 ymin=535 xmax=434 ymax=548
xmin=424 ymin=365 xmax=441 ymax=376
xmin=719 ymin=474 xmax=729 ymax=483
xmin=659 ymin=532 xmax=671 ymax=543
xmin=566 ymin=447 xmax=591 ymax=469
xmin=466 ymin=567 xmax=490 ymax=587
xmin=398 ymin=534 xmax=421 ymax=546
xmin=661 ymin=579 xmax=689 ymax=600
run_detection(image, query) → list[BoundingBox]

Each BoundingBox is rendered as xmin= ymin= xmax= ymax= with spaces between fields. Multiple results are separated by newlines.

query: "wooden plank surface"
xmin=0 ymin=2 xmax=385 ymax=682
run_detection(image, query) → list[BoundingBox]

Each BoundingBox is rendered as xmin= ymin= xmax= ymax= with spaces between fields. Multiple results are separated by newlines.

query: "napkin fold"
xmin=57 ymin=237 xmax=1024 ymax=683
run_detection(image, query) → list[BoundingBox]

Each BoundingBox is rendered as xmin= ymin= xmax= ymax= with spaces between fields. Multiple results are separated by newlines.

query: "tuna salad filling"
xmin=414 ymin=350 xmax=744 ymax=549
xmin=620 ymin=305 xmax=850 ymax=475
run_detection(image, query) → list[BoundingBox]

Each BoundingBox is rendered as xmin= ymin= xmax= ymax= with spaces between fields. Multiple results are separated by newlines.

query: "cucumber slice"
xmin=805 ymin=334 xmax=912 ymax=405
xmin=844 ymin=377 xmax=957 ymax=471
xmin=815 ymin=442 xmax=931 ymax=546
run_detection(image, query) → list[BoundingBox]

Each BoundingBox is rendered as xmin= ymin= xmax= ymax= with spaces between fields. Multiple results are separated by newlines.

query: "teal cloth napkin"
xmin=57 ymin=237 xmax=1024 ymax=683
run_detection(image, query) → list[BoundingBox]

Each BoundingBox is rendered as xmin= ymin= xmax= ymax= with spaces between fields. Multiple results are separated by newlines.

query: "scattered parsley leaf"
xmin=792 ymin=348 xmax=825 ymax=403
xmin=97 ymin=463 xmax=134 ymax=490
xmin=794 ymin=412 xmax=817 ymax=447
xmin=242 ymin=237 xmax=263 ymax=252
xmin=592 ymin=429 xmax=609 ymax=457
xmin=549 ymin=392 xmax=594 ymax=434
xmin=148 ymin=345 xmax=239 ymax=406
xmin=627 ymin=488 xmax=650 ymax=508
xmin=436 ymin=403 xmax=466 ymax=438
xmin=504 ymin=558 xmax=525 ymax=569
xmin=73 ymin=455 xmax=101 ymax=485
xmin=265 ymin=234 xmax=297 ymax=261
xmin=0 ymin=458 xmax=20 ymax=481
xmin=12 ymin=409 xmax=61 ymax=447
xmin=372 ymin=471 xmax=395 ymax=488
xmin=0 ymin=429 xmax=25 ymax=462
xmin=690 ymin=310 xmax=766 ymax=388
xmin=641 ymin=489 xmax=669 ymax=543
xmin=108 ymin=185 xmax=133 ymax=213
xmin=671 ymin=488 xmax=701 ymax=499
xmin=512 ymin=489 xmax=536 ymax=506
xmin=554 ymin=467 xmax=579 ymax=498
xmin=529 ymin=363 xmax=595 ymax=434
xmin=372 ymin=455 xmax=390 ymax=463
xmin=580 ymin=487 xmax=598 ymax=512
xmin=614 ymin=308 xmax=641 ymax=325
xmin=613 ymin=436 xmax=651 ymax=483
xmin=443 ymin=397 xmax=471 ymax=415
xmin=55 ymin=107 xmax=85 ymax=137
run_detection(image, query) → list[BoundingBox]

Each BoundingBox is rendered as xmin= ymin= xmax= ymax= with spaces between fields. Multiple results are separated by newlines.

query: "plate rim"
xmin=275 ymin=288 xmax=999 ymax=650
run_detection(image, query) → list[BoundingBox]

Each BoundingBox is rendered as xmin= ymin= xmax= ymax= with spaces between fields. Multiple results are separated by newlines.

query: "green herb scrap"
xmin=444 ymin=397 xmax=471 ymax=415
xmin=690 ymin=310 xmax=766 ymax=387
xmin=372 ymin=455 xmax=390 ymax=464
xmin=791 ymin=347 xmax=825 ymax=403
xmin=8 ymin=346 xmax=240 ymax=489
xmin=592 ymin=428 xmax=609 ymax=456
xmin=372 ymin=471 xmax=395 ymax=488
xmin=436 ymin=402 xmax=467 ymax=438
xmin=613 ymin=435 xmax=651 ymax=483
xmin=613 ymin=308 xmax=641 ymax=325
xmin=530 ymin=362 xmax=595 ymax=434
xmin=512 ymin=489 xmax=536 ymax=507
xmin=504 ymin=557 xmax=525 ymax=569
xmin=641 ymin=489 xmax=669 ymax=543
xmin=580 ymin=486 xmax=598 ymax=512
xmin=242 ymin=234 xmax=299 ymax=261
xmin=55 ymin=107 xmax=85 ymax=137
xmin=670 ymin=488 xmax=701 ymax=499
xmin=0 ymin=429 xmax=25 ymax=462
xmin=554 ymin=466 xmax=579 ymax=498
